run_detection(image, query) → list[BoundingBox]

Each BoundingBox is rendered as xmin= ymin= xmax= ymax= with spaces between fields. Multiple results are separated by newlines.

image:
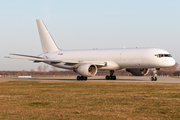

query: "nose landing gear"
xmin=105 ymin=70 xmax=116 ymax=80
xmin=151 ymin=68 xmax=159 ymax=81
xmin=151 ymin=76 xmax=157 ymax=81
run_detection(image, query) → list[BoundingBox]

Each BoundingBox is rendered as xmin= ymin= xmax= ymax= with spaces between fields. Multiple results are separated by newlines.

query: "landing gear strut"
xmin=77 ymin=76 xmax=87 ymax=81
xmin=105 ymin=70 xmax=116 ymax=80
xmin=151 ymin=68 xmax=158 ymax=81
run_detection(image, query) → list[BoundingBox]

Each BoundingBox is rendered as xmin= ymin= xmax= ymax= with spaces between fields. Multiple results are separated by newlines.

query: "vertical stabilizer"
xmin=36 ymin=19 xmax=59 ymax=53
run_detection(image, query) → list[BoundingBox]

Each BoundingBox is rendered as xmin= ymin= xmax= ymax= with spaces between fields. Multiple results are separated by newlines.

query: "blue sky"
xmin=0 ymin=0 xmax=180 ymax=71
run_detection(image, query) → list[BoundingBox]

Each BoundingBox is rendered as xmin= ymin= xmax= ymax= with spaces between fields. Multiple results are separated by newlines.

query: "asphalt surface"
xmin=0 ymin=76 xmax=180 ymax=83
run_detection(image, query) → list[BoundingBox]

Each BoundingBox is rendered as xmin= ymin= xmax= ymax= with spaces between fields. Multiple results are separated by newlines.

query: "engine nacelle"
xmin=75 ymin=63 xmax=97 ymax=77
xmin=126 ymin=68 xmax=149 ymax=76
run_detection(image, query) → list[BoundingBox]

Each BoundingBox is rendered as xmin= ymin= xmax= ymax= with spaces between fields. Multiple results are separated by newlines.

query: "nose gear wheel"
xmin=151 ymin=68 xmax=158 ymax=81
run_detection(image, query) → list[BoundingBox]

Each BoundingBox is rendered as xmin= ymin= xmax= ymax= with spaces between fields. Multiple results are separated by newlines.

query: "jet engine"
xmin=126 ymin=68 xmax=149 ymax=76
xmin=75 ymin=63 xmax=97 ymax=77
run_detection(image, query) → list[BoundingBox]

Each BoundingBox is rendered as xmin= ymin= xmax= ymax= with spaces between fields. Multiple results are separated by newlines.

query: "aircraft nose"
xmin=168 ymin=58 xmax=176 ymax=67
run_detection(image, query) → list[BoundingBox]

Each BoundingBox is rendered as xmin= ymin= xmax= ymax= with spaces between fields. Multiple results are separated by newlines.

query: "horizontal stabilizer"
xmin=10 ymin=53 xmax=44 ymax=59
xmin=5 ymin=56 xmax=62 ymax=63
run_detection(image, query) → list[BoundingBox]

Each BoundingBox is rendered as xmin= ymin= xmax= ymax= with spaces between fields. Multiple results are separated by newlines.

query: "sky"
xmin=0 ymin=0 xmax=180 ymax=71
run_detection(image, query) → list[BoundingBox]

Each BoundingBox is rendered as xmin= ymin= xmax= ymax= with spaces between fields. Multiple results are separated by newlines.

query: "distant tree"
xmin=51 ymin=66 xmax=59 ymax=71
xmin=157 ymin=63 xmax=180 ymax=76
xmin=37 ymin=66 xmax=42 ymax=72
xmin=161 ymin=63 xmax=179 ymax=71
xmin=43 ymin=65 xmax=48 ymax=72
xmin=21 ymin=70 xmax=28 ymax=76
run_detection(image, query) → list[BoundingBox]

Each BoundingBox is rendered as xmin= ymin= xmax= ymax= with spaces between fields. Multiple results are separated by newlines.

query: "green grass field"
xmin=0 ymin=81 xmax=180 ymax=120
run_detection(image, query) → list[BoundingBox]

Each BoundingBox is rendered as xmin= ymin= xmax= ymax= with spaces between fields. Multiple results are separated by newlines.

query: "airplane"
xmin=5 ymin=19 xmax=176 ymax=81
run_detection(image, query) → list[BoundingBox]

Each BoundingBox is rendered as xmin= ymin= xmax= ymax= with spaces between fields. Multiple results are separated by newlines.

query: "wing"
xmin=5 ymin=54 xmax=107 ymax=67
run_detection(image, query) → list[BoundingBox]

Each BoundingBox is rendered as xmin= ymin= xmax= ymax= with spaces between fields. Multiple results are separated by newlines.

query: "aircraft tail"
xmin=36 ymin=19 xmax=60 ymax=53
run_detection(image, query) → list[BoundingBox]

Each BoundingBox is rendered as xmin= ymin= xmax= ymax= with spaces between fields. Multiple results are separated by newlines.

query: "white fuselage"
xmin=39 ymin=48 xmax=175 ymax=70
xmin=6 ymin=19 xmax=176 ymax=80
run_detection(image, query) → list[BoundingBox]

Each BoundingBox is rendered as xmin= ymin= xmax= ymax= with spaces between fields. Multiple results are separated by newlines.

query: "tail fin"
xmin=36 ymin=19 xmax=60 ymax=53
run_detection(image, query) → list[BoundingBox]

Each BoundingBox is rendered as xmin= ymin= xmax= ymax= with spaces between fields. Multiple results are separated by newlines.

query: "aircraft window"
xmin=58 ymin=53 xmax=63 ymax=55
xmin=157 ymin=54 xmax=172 ymax=58
xmin=164 ymin=54 xmax=169 ymax=57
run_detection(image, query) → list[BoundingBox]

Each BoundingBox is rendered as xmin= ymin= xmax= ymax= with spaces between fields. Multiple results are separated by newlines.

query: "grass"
xmin=0 ymin=81 xmax=180 ymax=119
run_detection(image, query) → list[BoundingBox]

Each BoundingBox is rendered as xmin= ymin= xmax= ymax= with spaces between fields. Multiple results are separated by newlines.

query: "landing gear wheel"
xmin=112 ymin=75 xmax=116 ymax=80
xmin=105 ymin=75 xmax=116 ymax=80
xmin=77 ymin=76 xmax=88 ymax=81
xmin=110 ymin=75 xmax=112 ymax=80
xmin=151 ymin=77 xmax=157 ymax=81
xmin=77 ymin=76 xmax=80 ymax=81
xmin=109 ymin=75 xmax=113 ymax=80
xmin=105 ymin=70 xmax=117 ymax=80
xmin=151 ymin=68 xmax=158 ymax=81
xmin=154 ymin=77 xmax=157 ymax=81
xmin=106 ymin=75 xmax=110 ymax=80
xmin=80 ymin=76 xmax=84 ymax=81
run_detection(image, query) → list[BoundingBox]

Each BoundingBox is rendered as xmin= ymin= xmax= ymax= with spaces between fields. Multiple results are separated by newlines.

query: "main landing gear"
xmin=105 ymin=70 xmax=116 ymax=80
xmin=77 ymin=76 xmax=87 ymax=81
xmin=151 ymin=68 xmax=159 ymax=81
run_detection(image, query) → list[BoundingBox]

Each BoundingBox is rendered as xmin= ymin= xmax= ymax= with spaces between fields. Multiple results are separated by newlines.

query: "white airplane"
xmin=5 ymin=19 xmax=176 ymax=81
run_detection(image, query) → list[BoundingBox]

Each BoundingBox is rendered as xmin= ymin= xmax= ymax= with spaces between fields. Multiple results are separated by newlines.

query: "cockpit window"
xmin=164 ymin=54 xmax=169 ymax=57
xmin=156 ymin=54 xmax=172 ymax=58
